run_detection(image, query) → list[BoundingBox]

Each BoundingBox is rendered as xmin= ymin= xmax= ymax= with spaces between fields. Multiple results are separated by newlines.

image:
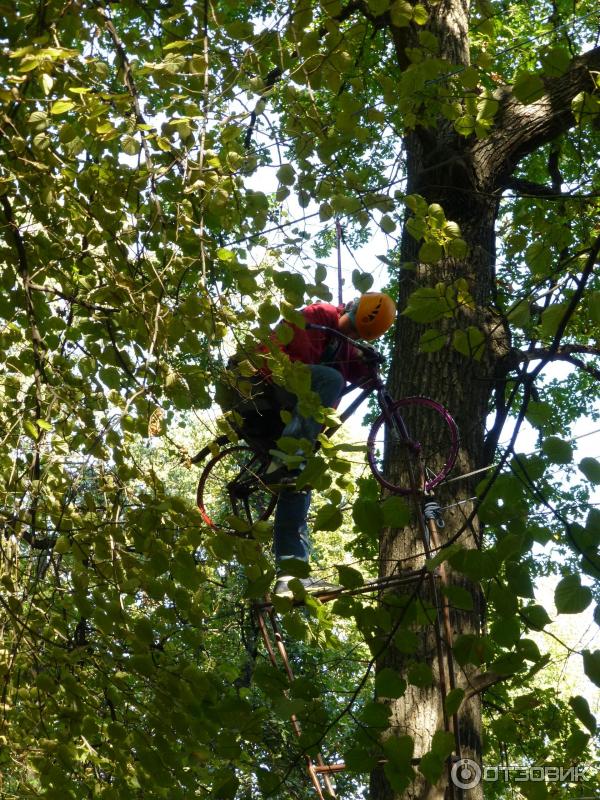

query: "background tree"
xmin=1 ymin=0 xmax=599 ymax=798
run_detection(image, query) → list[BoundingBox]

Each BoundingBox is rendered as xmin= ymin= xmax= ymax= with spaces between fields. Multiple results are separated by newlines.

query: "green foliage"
xmin=1 ymin=0 xmax=599 ymax=797
xmin=554 ymin=573 xmax=593 ymax=614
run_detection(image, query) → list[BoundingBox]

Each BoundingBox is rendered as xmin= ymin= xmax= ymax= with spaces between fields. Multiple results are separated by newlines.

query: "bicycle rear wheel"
xmin=367 ymin=397 xmax=459 ymax=495
xmin=197 ymin=445 xmax=277 ymax=529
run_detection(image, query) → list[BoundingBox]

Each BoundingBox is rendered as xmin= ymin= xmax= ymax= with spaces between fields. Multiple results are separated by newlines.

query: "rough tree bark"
xmin=369 ymin=2 xmax=600 ymax=798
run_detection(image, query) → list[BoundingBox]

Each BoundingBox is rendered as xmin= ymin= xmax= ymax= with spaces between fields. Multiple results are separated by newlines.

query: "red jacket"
xmin=281 ymin=303 xmax=371 ymax=385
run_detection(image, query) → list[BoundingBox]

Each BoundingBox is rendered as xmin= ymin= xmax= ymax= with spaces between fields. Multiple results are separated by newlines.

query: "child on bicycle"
xmin=218 ymin=291 xmax=396 ymax=597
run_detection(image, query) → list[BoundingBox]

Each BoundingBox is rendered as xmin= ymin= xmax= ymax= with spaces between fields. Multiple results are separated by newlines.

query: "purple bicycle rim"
xmin=367 ymin=396 xmax=459 ymax=495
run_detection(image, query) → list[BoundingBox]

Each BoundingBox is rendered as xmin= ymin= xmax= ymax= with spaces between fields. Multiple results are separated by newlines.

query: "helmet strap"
xmin=344 ymin=298 xmax=359 ymax=327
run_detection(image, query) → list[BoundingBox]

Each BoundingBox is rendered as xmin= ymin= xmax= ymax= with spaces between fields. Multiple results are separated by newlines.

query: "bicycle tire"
xmin=367 ymin=396 xmax=459 ymax=495
xmin=197 ymin=444 xmax=277 ymax=529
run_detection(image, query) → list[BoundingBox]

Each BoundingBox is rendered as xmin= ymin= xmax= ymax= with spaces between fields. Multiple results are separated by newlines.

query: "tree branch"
xmin=512 ymin=344 xmax=600 ymax=381
xmin=475 ymin=46 xmax=600 ymax=186
xmin=505 ymin=177 xmax=600 ymax=200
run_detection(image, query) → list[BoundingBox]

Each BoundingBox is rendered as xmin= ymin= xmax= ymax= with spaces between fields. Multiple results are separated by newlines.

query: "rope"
xmin=335 ymin=219 xmax=343 ymax=306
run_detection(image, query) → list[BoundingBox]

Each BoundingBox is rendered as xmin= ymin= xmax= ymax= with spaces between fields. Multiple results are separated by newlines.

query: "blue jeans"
xmin=273 ymin=365 xmax=344 ymax=569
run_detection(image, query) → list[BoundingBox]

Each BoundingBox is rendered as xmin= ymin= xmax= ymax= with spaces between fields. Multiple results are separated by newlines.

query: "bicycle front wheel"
xmin=367 ymin=397 xmax=459 ymax=495
xmin=197 ymin=445 xmax=277 ymax=530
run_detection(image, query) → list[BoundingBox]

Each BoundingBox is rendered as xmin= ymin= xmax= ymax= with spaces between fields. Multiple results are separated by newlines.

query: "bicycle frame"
xmin=312 ymin=324 xmax=426 ymax=490
xmin=334 ymin=374 xmax=423 ymax=481
xmin=312 ymin=325 xmax=415 ymax=451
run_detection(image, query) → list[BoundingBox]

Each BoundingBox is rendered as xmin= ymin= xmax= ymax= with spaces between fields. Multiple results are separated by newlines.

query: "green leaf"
xmin=454 ymin=114 xmax=475 ymax=137
xmin=314 ymin=503 xmax=343 ymax=531
xmin=162 ymin=39 xmax=192 ymax=50
xmin=555 ymin=573 xmax=592 ymax=614
xmin=418 ymin=751 xmax=445 ymax=783
xmin=343 ymin=745 xmax=378 ymax=772
xmin=402 ymin=287 xmax=447 ymax=323
xmin=540 ymin=303 xmax=568 ymax=337
xmin=490 ymin=618 xmax=520 ymax=647
xmin=278 ymin=558 xmax=310 ymax=578
xmin=276 ymin=163 xmax=295 ymax=185
xmin=407 ymin=662 xmax=433 ymax=687
xmin=361 ymin=701 xmax=391 ymax=728
xmin=566 ymin=728 xmax=590 ymax=759
xmin=384 ymin=760 xmax=414 ymax=793
xmin=352 ymin=498 xmax=384 ymax=537
xmin=491 ymin=714 xmax=519 ymax=743
xmin=382 ymin=734 xmax=413 ymax=767
xmin=419 ymin=240 xmax=443 ymax=263
xmin=507 ymin=298 xmax=531 ymax=327
xmin=541 ymin=436 xmax=573 ymax=464
xmin=525 ymin=240 xmax=552 ymax=276
xmin=449 ymin=548 xmax=497 ymax=580
xmin=419 ymin=328 xmax=446 ymax=352
xmin=442 ymin=584 xmax=474 ymax=611
xmin=452 ymin=326 xmax=485 ymax=360
xmin=53 ymin=535 xmax=70 ymax=554
xmin=122 ymin=135 xmax=141 ymax=156
xmin=352 ymin=270 xmax=374 ymax=293
xmin=418 ymin=730 xmax=455 ymax=782
xmin=461 ymin=66 xmax=480 ymax=89
xmin=336 ymin=564 xmax=364 ymax=588
xmin=513 ymin=72 xmax=545 ymax=104
xmin=525 ymin=401 xmax=554 ymax=428
xmin=366 ymin=0 xmax=390 ymax=14
xmin=23 ymin=419 xmax=39 ymax=438
xmin=517 ymin=637 xmax=542 ymax=664
xmin=225 ymin=20 xmax=254 ymax=39
xmin=453 ymin=633 xmax=491 ymax=666
xmin=491 ymin=651 xmax=526 ymax=676
xmin=319 ymin=202 xmax=333 ymax=221
xmin=588 ymin=291 xmax=600 ymax=324
xmin=375 ymin=667 xmax=407 ymax=698
xmin=393 ymin=628 xmax=419 ymax=653
xmin=430 ymin=729 xmax=455 ymax=758
xmin=569 ymin=695 xmax=596 ymax=734
xmin=521 ymin=603 xmax=552 ymax=631
xmin=50 ymin=99 xmax=75 ymax=114
xmin=520 ymin=779 xmax=548 ymax=800
xmin=444 ymin=688 xmax=465 ymax=716
xmin=257 ymin=768 xmax=281 ymax=794
xmin=390 ymin=0 xmax=412 ymax=26
xmin=586 ymin=508 xmax=600 ymax=541
xmin=447 ymin=237 xmax=468 ymax=258
xmin=412 ymin=3 xmax=428 ymax=25
xmin=212 ymin=770 xmax=240 ymax=799
xmin=541 ymin=46 xmax=571 ymax=77
xmin=381 ymin=495 xmax=410 ymax=527
xmin=380 ymin=214 xmax=396 ymax=233
xmin=579 ymin=457 xmax=600 ymax=484
xmin=506 ymin=563 xmax=535 ymax=599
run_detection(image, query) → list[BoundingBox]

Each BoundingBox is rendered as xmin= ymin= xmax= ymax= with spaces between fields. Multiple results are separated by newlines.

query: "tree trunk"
xmin=371 ymin=142 xmax=498 ymax=800
xmin=369 ymin=0 xmax=600 ymax=792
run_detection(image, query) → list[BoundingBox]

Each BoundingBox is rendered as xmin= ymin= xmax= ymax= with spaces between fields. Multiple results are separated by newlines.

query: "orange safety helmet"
xmin=350 ymin=292 xmax=396 ymax=340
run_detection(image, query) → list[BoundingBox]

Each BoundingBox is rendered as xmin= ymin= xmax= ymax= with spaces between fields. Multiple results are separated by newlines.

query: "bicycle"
xmin=193 ymin=325 xmax=459 ymax=529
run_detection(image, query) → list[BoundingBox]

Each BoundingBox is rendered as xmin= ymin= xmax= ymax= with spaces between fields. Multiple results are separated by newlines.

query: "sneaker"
xmin=273 ymin=575 xmax=341 ymax=599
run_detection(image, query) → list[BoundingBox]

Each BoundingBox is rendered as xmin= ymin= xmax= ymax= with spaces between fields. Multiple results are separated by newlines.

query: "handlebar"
xmin=305 ymin=323 xmax=386 ymax=365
